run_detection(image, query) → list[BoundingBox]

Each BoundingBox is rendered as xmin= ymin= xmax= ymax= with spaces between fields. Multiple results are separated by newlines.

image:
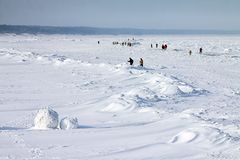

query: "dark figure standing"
xmin=162 ymin=44 xmax=167 ymax=50
xmin=139 ymin=58 xmax=143 ymax=67
xmin=98 ymin=41 xmax=100 ymax=44
xmin=164 ymin=44 xmax=168 ymax=50
xmin=128 ymin=57 xmax=134 ymax=65
xmin=189 ymin=50 xmax=192 ymax=56
xmin=162 ymin=44 xmax=165 ymax=49
xmin=151 ymin=44 xmax=153 ymax=48
xmin=156 ymin=44 xmax=158 ymax=48
xmin=199 ymin=48 xmax=203 ymax=53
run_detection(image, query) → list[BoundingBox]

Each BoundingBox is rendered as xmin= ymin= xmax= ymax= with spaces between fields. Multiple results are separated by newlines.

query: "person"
xmin=98 ymin=41 xmax=100 ymax=44
xmin=139 ymin=58 xmax=143 ymax=67
xmin=164 ymin=44 xmax=168 ymax=50
xmin=199 ymin=48 xmax=203 ymax=53
xmin=128 ymin=57 xmax=134 ymax=65
xmin=189 ymin=50 xmax=192 ymax=56
xmin=162 ymin=44 xmax=165 ymax=49
xmin=156 ymin=44 xmax=158 ymax=48
xmin=151 ymin=44 xmax=153 ymax=48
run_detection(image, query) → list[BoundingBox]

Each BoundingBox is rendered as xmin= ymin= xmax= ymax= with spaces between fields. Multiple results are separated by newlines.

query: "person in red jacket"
xmin=164 ymin=44 xmax=168 ymax=50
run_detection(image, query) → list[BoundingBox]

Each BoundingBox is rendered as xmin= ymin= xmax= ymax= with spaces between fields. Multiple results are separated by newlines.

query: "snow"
xmin=60 ymin=117 xmax=79 ymax=130
xmin=0 ymin=34 xmax=240 ymax=159
xmin=34 ymin=108 xmax=59 ymax=129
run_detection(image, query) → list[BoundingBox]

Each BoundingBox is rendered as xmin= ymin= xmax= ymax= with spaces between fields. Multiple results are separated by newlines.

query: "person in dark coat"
xmin=139 ymin=58 xmax=144 ymax=67
xmin=128 ymin=57 xmax=134 ymax=65
xmin=199 ymin=48 xmax=203 ymax=53
xmin=156 ymin=44 xmax=158 ymax=48
xmin=189 ymin=50 xmax=192 ymax=56
xmin=151 ymin=44 xmax=153 ymax=48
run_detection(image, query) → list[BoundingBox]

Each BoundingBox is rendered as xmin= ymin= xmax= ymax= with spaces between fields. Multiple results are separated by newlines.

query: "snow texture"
xmin=60 ymin=117 xmax=79 ymax=130
xmin=0 ymin=34 xmax=240 ymax=160
xmin=34 ymin=108 xmax=59 ymax=129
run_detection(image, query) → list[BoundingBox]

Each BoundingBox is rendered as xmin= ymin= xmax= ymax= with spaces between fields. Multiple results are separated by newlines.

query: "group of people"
xmin=112 ymin=38 xmax=136 ymax=47
xmin=99 ymin=40 xmax=204 ymax=67
xmin=112 ymin=41 xmax=133 ymax=47
xmin=151 ymin=43 xmax=168 ymax=50
xmin=162 ymin=44 xmax=168 ymax=50
xmin=128 ymin=57 xmax=143 ymax=67
xmin=127 ymin=47 xmax=203 ymax=67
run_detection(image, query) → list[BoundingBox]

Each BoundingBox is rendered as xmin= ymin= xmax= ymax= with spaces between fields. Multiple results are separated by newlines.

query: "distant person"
xmin=139 ymin=58 xmax=144 ymax=67
xmin=199 ymin=48 xmax=203 ymax=53
xmin=98 ymin=41 xmax=100 ymax=44
xmin=156 ymin=44 xmax=158 ymax=48
xmin=189 ymin=50 xmax=192 ymax=56
xmin=128 ymin=57 xmax=134 ymax=65
xmin=151 ymin=44 xmax=153 ymax=48
xmin=164 ymin=44 xmax=168 ymax=50
xmin=162 ymin=44 xmax=165 ymax=50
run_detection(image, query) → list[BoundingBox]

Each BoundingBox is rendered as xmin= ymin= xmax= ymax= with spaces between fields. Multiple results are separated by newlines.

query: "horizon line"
xmin=1 ymin=24 xmax=240 ymax=32
xmin=1 ymin=24 xmax=240 ymax=35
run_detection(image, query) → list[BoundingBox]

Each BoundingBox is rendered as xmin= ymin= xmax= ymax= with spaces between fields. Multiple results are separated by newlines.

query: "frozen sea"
xmin=0 ymin=34 xmax=240 ymax=160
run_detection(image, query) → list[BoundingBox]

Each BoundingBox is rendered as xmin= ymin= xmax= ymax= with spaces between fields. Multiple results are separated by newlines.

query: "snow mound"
xmin=101 ymin=72 xmax=207 ymax=113
xmin=60 ymin=117 xmax=79 ymax=130
xmin=127 ymin=87 xmax=160 ymax=102
xmin=147 ymin=74 xmax=206 ymax=96
xmin=102 ymin=94 xmax=136 ymax=112
xmin=160 ymin=83 xmax=184 ymax=95
xmin=168 ymin=126 xmax=237 ymax=146
xmin=34 ymin=108 xmax=59 ymax=129
xmin=169 ymin=130 xmax=199 ymax=144
xmin=102 ymin=87 xmax=160 ymax=112
xmin=224 ymin=48 xmax=232 ymax=53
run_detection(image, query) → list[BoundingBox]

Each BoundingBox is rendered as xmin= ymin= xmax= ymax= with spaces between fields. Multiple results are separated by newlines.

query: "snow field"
xmin=0 ymin=34 xmax=240 ymax=159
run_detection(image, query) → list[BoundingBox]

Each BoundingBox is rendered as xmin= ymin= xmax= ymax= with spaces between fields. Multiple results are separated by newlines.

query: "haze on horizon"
xmin=0 ymin=0 xmax=240 ymax=31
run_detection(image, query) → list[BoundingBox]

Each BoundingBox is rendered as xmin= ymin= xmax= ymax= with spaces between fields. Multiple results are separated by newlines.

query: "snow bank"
xmin=60 ymin=117 xmax=79 ymax=130
xmin=34 ymin=108 xmax=59 ymax=129
xmin=102 ymin=87 xmax=160 ymax=112
xmin=147 ymin=74 xmax=206 ymax=96
xmin=101 ymin=71 xmax=206 ymax=113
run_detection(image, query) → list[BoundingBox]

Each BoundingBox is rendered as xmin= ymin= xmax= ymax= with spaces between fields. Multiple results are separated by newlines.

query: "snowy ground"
xmin=0 ymin=34 xmax=240 ymax=160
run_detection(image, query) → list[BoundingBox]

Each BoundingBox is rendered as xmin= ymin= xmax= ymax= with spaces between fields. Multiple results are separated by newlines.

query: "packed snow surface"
xmin=0 ymin=34 xmax=240 ymax=160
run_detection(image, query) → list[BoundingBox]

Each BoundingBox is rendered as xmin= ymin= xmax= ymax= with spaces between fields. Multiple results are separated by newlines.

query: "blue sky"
xmin=0 ymin=0 xmax=240 ymax=30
